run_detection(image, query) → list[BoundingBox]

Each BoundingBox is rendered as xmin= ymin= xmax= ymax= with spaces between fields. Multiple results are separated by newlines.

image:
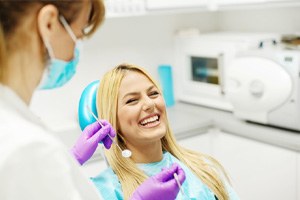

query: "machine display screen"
xmin=191 ymin=56 xmax=219 ymax=85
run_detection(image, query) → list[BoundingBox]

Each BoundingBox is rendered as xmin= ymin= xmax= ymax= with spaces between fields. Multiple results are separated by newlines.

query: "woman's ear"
xmin=37 ymin=4 xmax=59 ymax=43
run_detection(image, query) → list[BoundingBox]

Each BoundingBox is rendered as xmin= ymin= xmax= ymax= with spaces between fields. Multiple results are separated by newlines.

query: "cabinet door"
xmin=217 ymin=0 xmax=299 ymax=5
xmin=212 ymin=131 xmax=297 ymax=200
xmin=217 ymin=0 xmax=265 ymax=5
xmin=178 ymin=132 xmax=213 ymax=155
xmin=105 ymin=0 xmax=146 ymax=18
xmin=146 ymin=0 xmax=207 ymax=10
xmin=264 ymin=0 xmax=283 ymax=1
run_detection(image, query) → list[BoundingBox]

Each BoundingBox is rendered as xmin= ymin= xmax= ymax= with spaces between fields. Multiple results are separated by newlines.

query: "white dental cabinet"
xmin=29 ymin=2 xmax=300 ymax=200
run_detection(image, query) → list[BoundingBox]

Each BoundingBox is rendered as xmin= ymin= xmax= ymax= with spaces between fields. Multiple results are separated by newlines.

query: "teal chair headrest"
xmin=78 ymin=80 xmax=100 ymax=131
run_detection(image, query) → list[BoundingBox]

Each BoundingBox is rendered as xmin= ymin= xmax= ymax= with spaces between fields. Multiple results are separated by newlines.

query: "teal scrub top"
xmin=91 ymin=152 xmax=240 ymax=200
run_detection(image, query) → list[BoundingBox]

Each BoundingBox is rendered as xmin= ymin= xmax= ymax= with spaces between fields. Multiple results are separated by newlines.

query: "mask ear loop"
xmin=59 ymin=15 xmax=77 ymax=42
xmin=43 ymin=37 xmax=55 ymax=59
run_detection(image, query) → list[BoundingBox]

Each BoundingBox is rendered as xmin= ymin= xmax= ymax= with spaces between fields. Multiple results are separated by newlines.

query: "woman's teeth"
xmin=140 ymin=115 xmax=159 ymax=126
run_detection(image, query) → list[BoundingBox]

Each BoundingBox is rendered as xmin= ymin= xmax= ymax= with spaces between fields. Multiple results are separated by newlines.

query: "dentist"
xmin=0 ymin=1 xmax=185 ymax=200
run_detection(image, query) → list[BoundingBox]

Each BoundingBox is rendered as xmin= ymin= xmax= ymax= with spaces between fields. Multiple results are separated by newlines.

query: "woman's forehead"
xmin=118 ymin=72 xmax=153 ymax=95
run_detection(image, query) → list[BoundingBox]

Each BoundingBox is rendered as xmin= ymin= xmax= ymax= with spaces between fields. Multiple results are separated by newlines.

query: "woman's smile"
xmin=139 ymin=113 xmax=161 ymax=128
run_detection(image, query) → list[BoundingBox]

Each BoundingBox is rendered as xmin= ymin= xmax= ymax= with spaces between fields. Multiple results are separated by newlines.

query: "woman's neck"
xmin=129 ymin=142 xmax=163 ymax=163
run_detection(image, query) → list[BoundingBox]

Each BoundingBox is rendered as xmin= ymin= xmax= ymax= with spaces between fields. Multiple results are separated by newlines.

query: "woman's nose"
xmin=142 ymin=97 xmax=155 ymax=111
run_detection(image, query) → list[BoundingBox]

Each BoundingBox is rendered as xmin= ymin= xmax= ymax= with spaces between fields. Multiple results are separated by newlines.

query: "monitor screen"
xmin=191 ymin=56 xmax=219 ymax=85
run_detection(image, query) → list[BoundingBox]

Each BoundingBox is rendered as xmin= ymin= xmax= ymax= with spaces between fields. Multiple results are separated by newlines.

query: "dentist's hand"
xmin=71 ymin=120 xmax=115 ymax=165
xmin=130 ymin=163 xmax=186 ymax=200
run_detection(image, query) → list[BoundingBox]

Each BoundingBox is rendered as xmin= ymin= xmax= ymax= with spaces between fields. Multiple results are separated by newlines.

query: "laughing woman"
xmin=91 ymin=63 xmax=240 ymax=200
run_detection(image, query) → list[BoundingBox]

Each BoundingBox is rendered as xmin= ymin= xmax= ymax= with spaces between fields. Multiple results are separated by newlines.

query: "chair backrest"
xmin=78 ymin=80 xmax=100 ymax=131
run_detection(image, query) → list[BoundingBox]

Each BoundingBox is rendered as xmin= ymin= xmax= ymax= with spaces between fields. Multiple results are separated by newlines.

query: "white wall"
xmin=30 ymin=6 xmax=300 ymax=135
xmin=81 ymin=12 xmax=218 ymax=80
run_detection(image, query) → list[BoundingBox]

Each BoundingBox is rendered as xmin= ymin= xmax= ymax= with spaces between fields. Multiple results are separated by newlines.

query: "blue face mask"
xmin=39 ymin=16 xmax=80 ymax=90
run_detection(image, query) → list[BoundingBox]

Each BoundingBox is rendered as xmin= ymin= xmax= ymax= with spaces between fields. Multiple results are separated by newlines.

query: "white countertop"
xmin=166 ymin=104 xmax=214 ymax=139
xmin=174 ymin=101 xmax=300 ymax=152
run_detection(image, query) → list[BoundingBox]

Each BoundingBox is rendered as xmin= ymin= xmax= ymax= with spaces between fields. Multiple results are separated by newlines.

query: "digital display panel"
xmin=191 ymin=56 xmax=219 ymax=85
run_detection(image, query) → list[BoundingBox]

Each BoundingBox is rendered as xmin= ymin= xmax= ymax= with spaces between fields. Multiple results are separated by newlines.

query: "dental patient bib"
xmin=91 ymin=152 xmax=239 ymax=200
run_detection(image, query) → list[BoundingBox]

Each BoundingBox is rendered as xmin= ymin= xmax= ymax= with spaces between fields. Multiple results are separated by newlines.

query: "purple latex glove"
xmin=71 ymin=120 xmax=116 ymax=165
xmin=130 ymin=163 xmax=186 ymax=200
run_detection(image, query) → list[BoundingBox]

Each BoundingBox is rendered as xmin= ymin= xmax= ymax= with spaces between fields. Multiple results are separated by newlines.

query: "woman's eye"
xmin=150 ymin=91 xmax=159 ymax=96
xmin=126 ymin=99 xmax=137 ymax=104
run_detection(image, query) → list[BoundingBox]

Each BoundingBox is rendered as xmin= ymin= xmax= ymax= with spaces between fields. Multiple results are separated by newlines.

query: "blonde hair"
xmin=97 ymin=63 xmax=230 ymax=200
